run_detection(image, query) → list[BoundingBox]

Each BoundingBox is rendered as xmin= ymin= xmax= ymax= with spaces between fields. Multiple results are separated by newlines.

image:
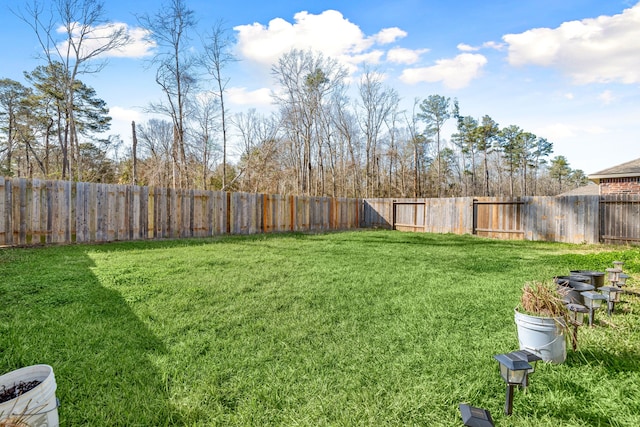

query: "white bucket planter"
xmin=0 ymin=364 xmax=59 ymax=427
xmin=515 ymin=309 xmax=567 ymax=364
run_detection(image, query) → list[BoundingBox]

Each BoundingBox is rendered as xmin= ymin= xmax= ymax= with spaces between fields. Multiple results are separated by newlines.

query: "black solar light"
xmin=566 ymin=303 xmax=588 ymax=326
xmin=566 ymin=303 xmax=589 ymax=350
xmin=599 ymin=286 xmax=623 ymax=315
xmin=494 ymin=352 xmax=532 ymax=415
xmin=606 ymin=268 xmax=622 ymax=286
xmin=459 ymin=403 xmax=494 ymax=427
xmin=509 ymin=349 xmax=542 ymax=388
xmin=581 ymin=291 xmax=607 ymax=326
xmin=618 ymin=273 xmax=629 ymax=287
xmin=458 ymin=403 xmax=494 ymax=427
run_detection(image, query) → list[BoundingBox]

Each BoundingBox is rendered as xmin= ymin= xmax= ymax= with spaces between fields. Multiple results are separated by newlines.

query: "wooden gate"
xmin=472 ymin=198 xmax=525 ymax=239
xmin=392 ymin=201 xmax=425 ymax=231
xmin=600 ymin=194 xmax=640 ymax=244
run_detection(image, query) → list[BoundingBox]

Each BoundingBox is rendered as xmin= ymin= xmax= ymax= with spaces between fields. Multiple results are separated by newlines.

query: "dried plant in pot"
xmin=514 ymin=281 xmax=569 ymax=364
xmin=520 ymin=281 xmax=569 ymax=319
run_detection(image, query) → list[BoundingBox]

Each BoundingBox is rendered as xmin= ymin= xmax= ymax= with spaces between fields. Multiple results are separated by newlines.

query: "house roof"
xmin=558 ymin=181 xmax=600 ymax=196
xmin=588 ymin=157 xmax=640 ymax=184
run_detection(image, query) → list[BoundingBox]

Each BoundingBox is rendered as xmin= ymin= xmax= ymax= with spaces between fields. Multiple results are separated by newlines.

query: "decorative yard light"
xmin=581 ymin=291 xmax=607 ymax=326
xmin=494 ymin=352 xmax=533 ymax=415
xmin=613 ymin=261 xmax=625 ymax=271
xmin=566 ymin=303 xmax=589 ymax=350
xmin=509 ymin=349 xmax=542 ymax=388
xmin=618 ymin=273 xmax=629 ymax=287
xmin=606 ymin=268 xmax=622 ymax=286
xmin=566 ymin=303 xmax=588 ymax=326
xmin=459 ymin=403 xmax=494 ymax=427
xmin=599 ymin=286 xmax=623 ymax=315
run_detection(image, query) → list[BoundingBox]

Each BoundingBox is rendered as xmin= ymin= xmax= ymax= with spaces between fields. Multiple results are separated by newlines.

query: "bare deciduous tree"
xmin=271 ymin=49 xmax=347 ymax=195
xmin=357 ymin=68 xmax=398 ymax=197
xmin=418 ymin=95 xmax=451 ymax=197
xmin=189 ymin=94 xmax=221 ymax=189
xmin=16 ymin=0 xmax=130 ymax=180
xmin=138 ymin=0 xmax=196 ymax=189
xmin=136 ymin=118 xmax=174 ymax=187
xmin=201 ymin=21 xmax=236 ymax=190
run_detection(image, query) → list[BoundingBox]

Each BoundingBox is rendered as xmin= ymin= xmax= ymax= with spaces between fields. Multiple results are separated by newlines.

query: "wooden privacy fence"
xmin=362 ymin=195 xmax=638 ymax=245
xmin=0 ymin=177 xmax=361 ymax=246
xmin=3 ymin=176 xmax=639 ymax=247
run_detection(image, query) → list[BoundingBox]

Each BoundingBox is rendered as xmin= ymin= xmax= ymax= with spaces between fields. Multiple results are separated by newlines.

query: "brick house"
xmin=589 ymin=157 xmax=640 ymax=195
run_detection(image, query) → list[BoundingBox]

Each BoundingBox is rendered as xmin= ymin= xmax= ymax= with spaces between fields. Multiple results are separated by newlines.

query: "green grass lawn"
xmin=1 ymin=230 xmax=639 ymax=426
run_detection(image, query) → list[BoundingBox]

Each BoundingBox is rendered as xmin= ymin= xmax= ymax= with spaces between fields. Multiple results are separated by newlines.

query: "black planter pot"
xmin=570 ymin=270 xmax=605 ymax=287
xmin=555 ymin=276 xmax=595 ymax=305
xmin=556 ymin=274 xmax=591 ymax=284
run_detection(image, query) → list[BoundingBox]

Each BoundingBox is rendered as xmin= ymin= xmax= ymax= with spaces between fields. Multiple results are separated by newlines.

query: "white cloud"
xmin=234 ymin=10 xmax=411 ymax=73
xmin=235 ymin=11 xmax=369 ymax=66
xmin=482 ymin=41 xmax=505 ymax=50
xmin=357 ymin=70 xmax=389 ymax=84
xmin=535 ymin=123 xmax=577 ymax=139
xmin=400 ymin=53 xmax=487 ymax=89
xmin=56 ymin=22 xmax=155 ymax=59
xmin=599 ymin=90 xmax=614 ymax=105
xmin=535 ymin=122 xmax=606 ymax=140
xmin=109 ymin=106 xmax=142 ymax=122
xmin=503 ymin=3 xmax=640 ymax=84
xmin=457 ymin=43 xmax=478 ymax=52
xmin=347 ymin=50 xmax=386 ymax=66
xmin=564 ymin=93 xmax=575 ymax=100
xmin=587 ymin=125 xmax=607 ymax=134
xmin=227 ymin=87 xmax=273 ymax=107
xmin=457 ymin=41 xmax=504 ymax=52
xmin=113 ymin=26 xmax=155 ymax=57
xmin=103 ymin=106 xmax=144 ymax=142
xmin=386 ymin=47 xmax=429 ymax=64
xmin=372 ymin=27 xmax=407 ymax=44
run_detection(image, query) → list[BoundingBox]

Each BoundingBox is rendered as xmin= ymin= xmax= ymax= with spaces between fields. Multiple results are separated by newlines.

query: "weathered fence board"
xmin=29 ymin=180 xmax=45 ymax=244
xmin=363 ymin=198 xmax=394 ymax=229
xmin=264 ymin=194 xmax=290 ymax=232
xmin=293 ymin=196 xmax=309 ymax=231
xmin=310 ymin=197 xmax=329 ymax=231
xmin=230 ymin=192 xmax=260 ymax=235
xmin=427 ymin=197 xmax=473 ymax=235
xmin=473 ymin=197 xmax=525 ymax=240
xmin=334 ymin=197 xmax=360 ymax=230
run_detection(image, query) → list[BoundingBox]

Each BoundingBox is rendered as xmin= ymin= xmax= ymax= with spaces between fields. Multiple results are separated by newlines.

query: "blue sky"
xmin=2 ymin=0 xmax=639 ymax=175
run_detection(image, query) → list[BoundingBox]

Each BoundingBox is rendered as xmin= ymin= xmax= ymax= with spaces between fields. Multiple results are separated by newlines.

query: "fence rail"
xmin=0 ymin=177 xmax=361 ymax=247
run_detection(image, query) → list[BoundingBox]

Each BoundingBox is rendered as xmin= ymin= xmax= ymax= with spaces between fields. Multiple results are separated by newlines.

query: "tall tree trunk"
xmin=483 ymin=152 xmax=490 ymax=196
xmin=132 ymin=121 xmax=138 ymax=185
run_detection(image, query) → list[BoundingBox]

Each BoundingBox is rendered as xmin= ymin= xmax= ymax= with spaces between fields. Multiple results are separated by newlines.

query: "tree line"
xmin=0 ymin=0 xmax=588 ymax=198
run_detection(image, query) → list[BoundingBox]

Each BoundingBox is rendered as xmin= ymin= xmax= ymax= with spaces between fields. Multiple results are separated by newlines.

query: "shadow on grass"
xmin=566 ymin=347 xmax=640 ymax=373
xmin=543 ymin=390 xmax=617 ymax=426
xmin=326 ymin=229 xmax=563 ymax=249
xmin=0 ymin=246 xmax=183 ymax=425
